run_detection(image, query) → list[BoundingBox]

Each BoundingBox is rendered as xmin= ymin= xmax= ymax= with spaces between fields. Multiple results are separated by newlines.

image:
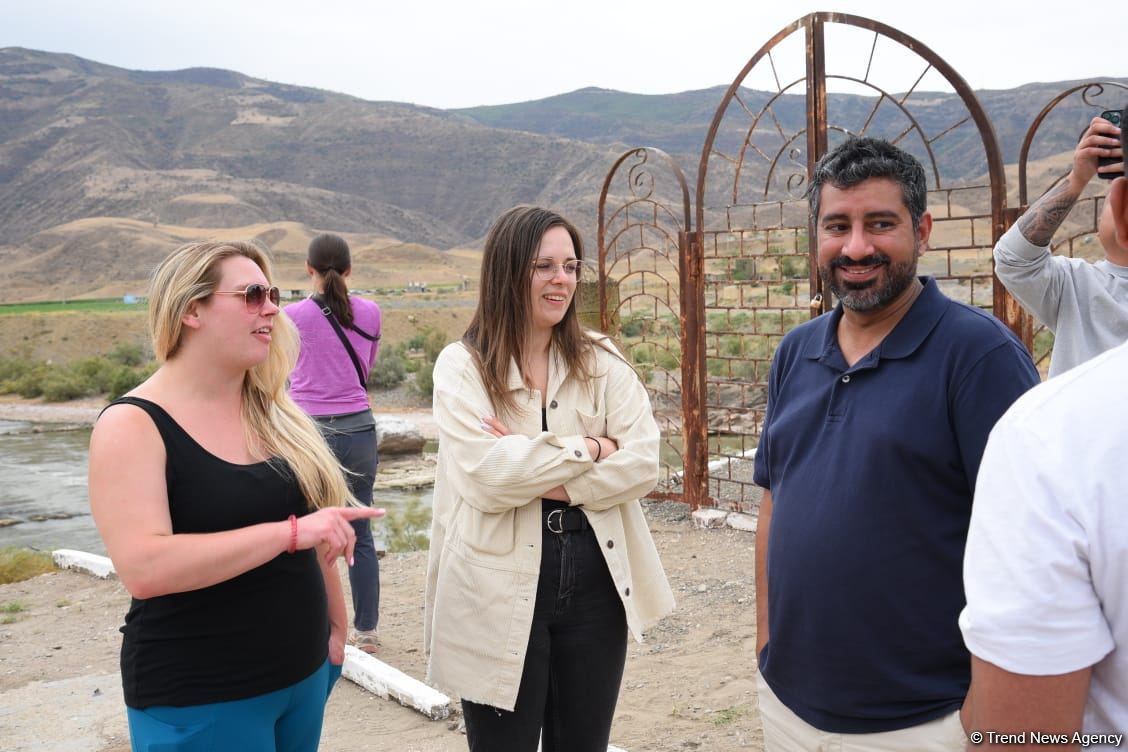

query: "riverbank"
xmin=0 ymin=395 xmax=106 ymax=426
xmin=0 ymin=394 xmax=439 ymax=439
xmin=0 ymin=502 xmax=764 ymax=751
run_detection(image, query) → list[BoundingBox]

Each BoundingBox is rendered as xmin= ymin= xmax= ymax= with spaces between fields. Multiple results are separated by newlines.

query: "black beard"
xmin=819 ymin=251 xmax=919 ymax=312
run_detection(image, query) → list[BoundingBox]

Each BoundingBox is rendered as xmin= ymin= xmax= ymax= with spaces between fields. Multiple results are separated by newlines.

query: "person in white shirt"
xmin=960 ymin=159 xmax=1128 ymax=751
xmin=993 ymin=112 xmax=1126 ymax=376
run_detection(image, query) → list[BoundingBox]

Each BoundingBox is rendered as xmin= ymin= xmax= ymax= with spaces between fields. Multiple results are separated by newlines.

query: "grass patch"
xmin=56 ymin=599 xmax=73 ymax=608
xmin=0 ymin=299 xmax=140 ymax=315
xmin=2 ymin=600 xmax=28 ymax=613
xmin=0 ymin=548 xmax=56 ymax=584
xmin=710 ymin=704 xmax=748 ymax=726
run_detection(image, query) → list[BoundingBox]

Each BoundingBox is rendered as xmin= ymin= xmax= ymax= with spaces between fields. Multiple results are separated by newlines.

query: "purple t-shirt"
xmin=286 ymin=296 xmax=381 ymax=416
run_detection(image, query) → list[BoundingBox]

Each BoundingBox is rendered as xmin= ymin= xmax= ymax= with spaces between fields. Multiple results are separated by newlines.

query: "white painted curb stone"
xmin=52 ymin=549 xmax=116 ymax=579
xmin=691 ymin=509 xmax=728 ymax=528
xmin=725 ymin=512 xmax=758 ymax=533
xmin=342 ymin=645 xmax=451 ymax=720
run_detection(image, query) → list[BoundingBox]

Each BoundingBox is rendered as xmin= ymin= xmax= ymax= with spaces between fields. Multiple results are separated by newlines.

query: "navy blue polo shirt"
xmin=753 ymin=277 xmax=1038 ymax=733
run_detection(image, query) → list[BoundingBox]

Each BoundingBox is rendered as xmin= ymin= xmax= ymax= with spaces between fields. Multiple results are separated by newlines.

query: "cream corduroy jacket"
xmin=424 ymin=338 xmax=675 ymax=710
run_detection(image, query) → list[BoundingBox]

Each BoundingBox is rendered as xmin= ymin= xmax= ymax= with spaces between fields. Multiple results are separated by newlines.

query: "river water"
xmin=0 ymin=421 xmax=102 ymax=553
xmin=0 ymin=420 xmax=432 ymax=555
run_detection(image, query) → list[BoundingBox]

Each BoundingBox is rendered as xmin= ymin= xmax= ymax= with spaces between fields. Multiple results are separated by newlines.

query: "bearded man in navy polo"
xmin=752 ymin=137 xmax=1039 ymax=751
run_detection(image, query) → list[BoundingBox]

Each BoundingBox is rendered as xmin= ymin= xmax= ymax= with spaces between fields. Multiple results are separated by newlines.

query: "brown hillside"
xmin=0 ymin=217 xmax=482 ymax=302
xmin=0 ymin=47 xmax=618 ymax=301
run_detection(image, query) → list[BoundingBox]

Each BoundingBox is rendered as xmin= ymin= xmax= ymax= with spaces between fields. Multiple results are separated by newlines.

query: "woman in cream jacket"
xmin=425 ymin=205 xmax=675 ymax=751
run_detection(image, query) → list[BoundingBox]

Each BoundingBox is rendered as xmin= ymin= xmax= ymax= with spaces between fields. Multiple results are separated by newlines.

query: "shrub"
xmin=655 ymin=349 xmax=680 ymax=371
xmin=413 ymin=358 xmax=435 ymax=398
xmin=369 ymin=349 xmax=407 ymax=389
xmin=107 ymin=343 xmax=147 ymax=367
xmin=71 ymin=357 xmax=120 ymax=394
xmin=108 ymin=361 xmax=157 ymax=400
xmin=11 ymin=363 xmax=51 ymax=398
xmin=732 ymin=258 xmax=756 ymax=281
xmin=422 ymin=329 xmax=447 ymax=363
xmin=40 ymin=372 xmax=88 ymax=401
xmin=0 ymin=355 xmax=156 ymax=402
xmin=780 ymin=256 xmax=808 ymax=279
xmin=0 ymin=548 xmax=56 ymax=584
xmin=630 ymin=343 xmax=655 ymax=365
xmin=378 ymin=497 xmax=431 ymax=552
xmin=619 ymin=314 xmax=646 ymax=338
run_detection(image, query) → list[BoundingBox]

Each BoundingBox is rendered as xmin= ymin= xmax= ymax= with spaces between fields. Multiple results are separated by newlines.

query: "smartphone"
xmin=1097 ymin=107 xmax=1124 ymax=180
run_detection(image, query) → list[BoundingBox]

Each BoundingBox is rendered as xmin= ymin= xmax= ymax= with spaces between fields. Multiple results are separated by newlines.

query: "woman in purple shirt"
xmin=288 ymin=233 xmax=383 ymax=653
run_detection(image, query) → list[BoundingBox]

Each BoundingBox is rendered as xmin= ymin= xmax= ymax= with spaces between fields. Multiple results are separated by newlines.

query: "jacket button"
xmin=549 ymin=400 xmax=558 ymax=409
xmin=624 ymin=587 xmax=630 ymax=596
xmin=574 ymin=450 xmax=582 ymax=458
xmin=606 ymin=540 xmax=614 ymax=548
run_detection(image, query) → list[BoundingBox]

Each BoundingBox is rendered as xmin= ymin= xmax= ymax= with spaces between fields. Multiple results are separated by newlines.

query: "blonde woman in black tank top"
xmin=88 ymin=241 xmax=383 ymax=751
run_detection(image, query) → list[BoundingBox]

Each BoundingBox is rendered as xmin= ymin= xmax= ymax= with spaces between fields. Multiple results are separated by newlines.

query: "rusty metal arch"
xmin=683 ymin=12 xmax=1007 ymax=512
xmin=597 ymin=147 xmax=693 ymax=500
xmin=1009 ymin=80 xmax=1128 ymax=368
xmin=696 ymin=12 xmax=1006 ymax=253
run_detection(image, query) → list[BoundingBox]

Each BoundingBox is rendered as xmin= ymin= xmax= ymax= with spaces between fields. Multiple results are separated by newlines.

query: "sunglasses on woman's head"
xmin=212 ymin=284 xmax=281 ymax=313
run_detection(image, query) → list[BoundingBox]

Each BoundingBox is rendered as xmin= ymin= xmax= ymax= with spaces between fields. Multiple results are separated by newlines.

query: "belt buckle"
xmin=546 ymin=508 xmax=564 ymax=534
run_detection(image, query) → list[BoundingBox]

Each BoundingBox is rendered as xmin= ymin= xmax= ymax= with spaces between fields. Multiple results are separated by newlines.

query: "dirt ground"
xmin=0 ymin=397 xmax=764 ymax=750
xmin=0 ymin=501 xmax=763 ymax=751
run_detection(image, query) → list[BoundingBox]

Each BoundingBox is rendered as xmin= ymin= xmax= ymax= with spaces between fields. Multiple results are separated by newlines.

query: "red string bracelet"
xmin=287 ymin=514 xmax=298 ymax=554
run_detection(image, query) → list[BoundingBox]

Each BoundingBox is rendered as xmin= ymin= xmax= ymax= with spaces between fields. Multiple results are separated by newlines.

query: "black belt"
xmin=544 ymin=507 xmax=589 ymax=534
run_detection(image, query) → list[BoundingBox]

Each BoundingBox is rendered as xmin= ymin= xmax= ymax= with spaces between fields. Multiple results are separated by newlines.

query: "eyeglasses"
xmin=531 ymin=259 xmax=582 ymax=281
xmin=212 ymin=284 xmax=280 ymax=313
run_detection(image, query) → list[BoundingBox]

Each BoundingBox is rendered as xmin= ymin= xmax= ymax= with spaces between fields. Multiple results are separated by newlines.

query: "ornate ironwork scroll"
xmin=597 ymin=148 xmax=694 ymax=502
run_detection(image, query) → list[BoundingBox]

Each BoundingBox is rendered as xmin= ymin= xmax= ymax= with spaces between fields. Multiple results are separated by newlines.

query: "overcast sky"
xmin=2 ymin=0 xmax=1124 ymax=109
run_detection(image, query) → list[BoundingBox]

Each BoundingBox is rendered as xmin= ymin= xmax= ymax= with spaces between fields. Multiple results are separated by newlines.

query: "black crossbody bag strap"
xmin=311 ymin=295 xmax=368 ymax=389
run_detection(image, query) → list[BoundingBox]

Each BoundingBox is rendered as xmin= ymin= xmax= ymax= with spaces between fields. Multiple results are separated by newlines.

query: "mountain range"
xmin=1 ymin=46 xmax=1124 ymax=301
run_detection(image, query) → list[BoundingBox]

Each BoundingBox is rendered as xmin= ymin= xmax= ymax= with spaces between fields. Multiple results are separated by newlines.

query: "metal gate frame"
xmin=596 ymin=12 xmax=1118 ymax=509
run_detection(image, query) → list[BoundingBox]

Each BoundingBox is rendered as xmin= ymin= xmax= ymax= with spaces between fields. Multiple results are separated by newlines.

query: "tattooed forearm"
xmin=1016 ymin=177 xmax=1082 ymax=246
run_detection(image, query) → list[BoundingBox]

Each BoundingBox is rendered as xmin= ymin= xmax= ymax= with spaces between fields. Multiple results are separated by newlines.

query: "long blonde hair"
xmin=148 ymin=240 xmax=353 ymax=510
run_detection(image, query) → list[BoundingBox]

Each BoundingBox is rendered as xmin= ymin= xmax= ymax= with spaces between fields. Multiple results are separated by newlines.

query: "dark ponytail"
xmin=307 ymin=233 xmax=354 ymax=328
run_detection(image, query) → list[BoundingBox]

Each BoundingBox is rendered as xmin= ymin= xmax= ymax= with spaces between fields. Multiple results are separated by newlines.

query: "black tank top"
xmin=111 ymin=397 xmax=329 ymax=708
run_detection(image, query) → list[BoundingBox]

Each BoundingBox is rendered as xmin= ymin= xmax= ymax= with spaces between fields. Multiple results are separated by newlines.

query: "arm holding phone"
xmin=1016 ymin=114 xmax=1122 ymax=247
xmin=991 ymin=111 xmax=1128 ymax=376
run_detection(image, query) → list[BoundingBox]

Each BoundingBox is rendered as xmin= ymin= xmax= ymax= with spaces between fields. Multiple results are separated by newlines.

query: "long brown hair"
xmin=307 ymin=233 xmax=355 ymax=328
xmin=463 ymin=206 xmax=599 ymax=418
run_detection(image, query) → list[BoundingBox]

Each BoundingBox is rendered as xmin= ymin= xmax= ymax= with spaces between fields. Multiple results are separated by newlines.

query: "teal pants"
xmin=126 ymin=659 xmax=343 ymax=752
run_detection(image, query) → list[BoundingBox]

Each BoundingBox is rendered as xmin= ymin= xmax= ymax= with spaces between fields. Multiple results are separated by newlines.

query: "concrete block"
xmin=691 ymin=509 xmax=728 ymax=529
xmin=52 ymin=549 xmax=116 ymax=579
xmin=725 ymin=512 xmax=758 ymax=533
xmin=342 ymin=645 xmax=451 ymax=720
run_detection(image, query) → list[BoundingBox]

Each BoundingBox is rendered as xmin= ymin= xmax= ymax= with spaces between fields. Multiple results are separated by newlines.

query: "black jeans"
xmin=462 ymin=503 xmax=628 ymax=752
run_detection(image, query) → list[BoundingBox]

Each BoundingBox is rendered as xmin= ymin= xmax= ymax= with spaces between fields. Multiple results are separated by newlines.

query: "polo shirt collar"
xmin=803 ymin=276 xmax=948 ymax=363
